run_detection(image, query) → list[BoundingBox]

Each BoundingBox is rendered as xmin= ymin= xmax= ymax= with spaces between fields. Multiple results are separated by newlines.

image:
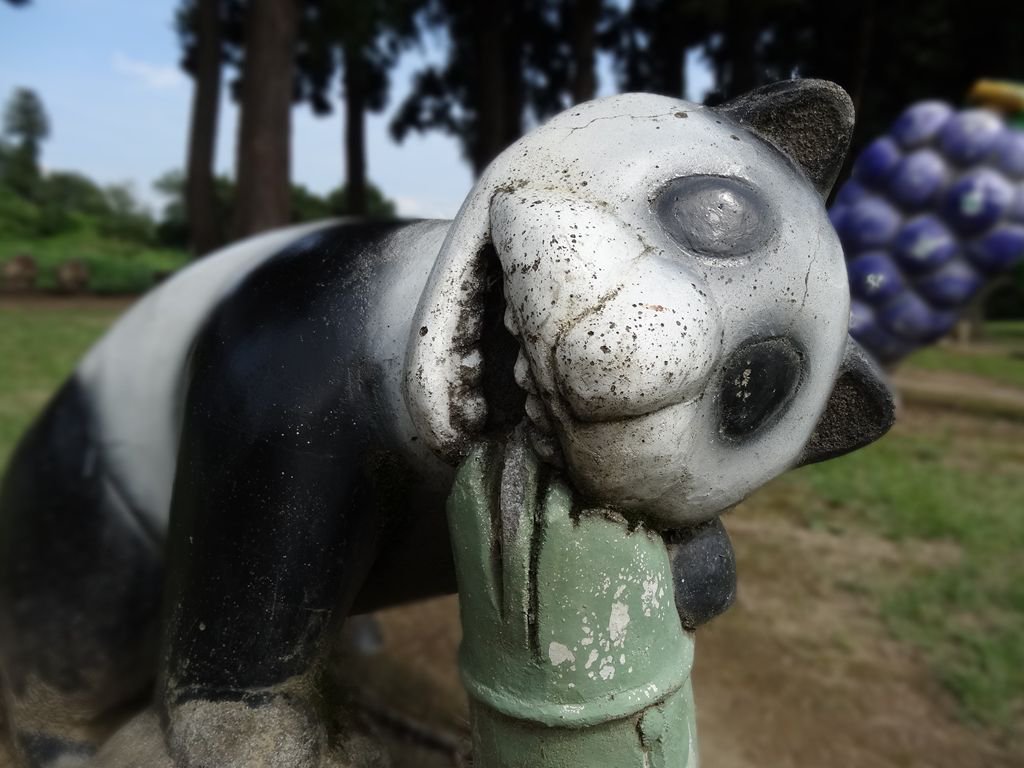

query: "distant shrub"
xmin=1 ymin=253 xmax=37 ymax=292
xmin=0 ymin=232 xmax=188 ymax=295
xmin=54 ymin=259 xmax=89 ymax=293
xmin=43 ymin=172 xmax=110 ymax=218
xmin=96 ymin=182 xmax=155 ymax=245
xmin=83 ymin=256 xmax=160 ymax=294
xmin=0 ymin=185 xmax=39 ymax=236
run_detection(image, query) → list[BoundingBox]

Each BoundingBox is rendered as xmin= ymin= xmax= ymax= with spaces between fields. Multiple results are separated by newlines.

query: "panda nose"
xmin=718 ymin=338 xmax=804 ymax=439
xmin=553 ymin=296 xmax=721 ymax=422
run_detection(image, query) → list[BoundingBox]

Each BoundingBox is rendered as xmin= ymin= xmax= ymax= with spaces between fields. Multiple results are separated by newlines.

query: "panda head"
xmin=407 ymin=79 xmax=894 ymax=526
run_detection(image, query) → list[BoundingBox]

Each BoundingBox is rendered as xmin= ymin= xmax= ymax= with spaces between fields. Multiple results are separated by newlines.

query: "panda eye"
xmin=654 ymin=176 xmax=771 ymax=257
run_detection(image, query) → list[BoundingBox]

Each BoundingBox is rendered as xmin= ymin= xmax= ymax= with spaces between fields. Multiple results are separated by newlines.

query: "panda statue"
xmin=0 ymin=79 xmax=893 ymax=767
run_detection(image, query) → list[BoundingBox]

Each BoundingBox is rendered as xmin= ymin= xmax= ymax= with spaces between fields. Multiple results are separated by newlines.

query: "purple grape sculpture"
xmin=830 ymin=101 xmax=1024 ymax=365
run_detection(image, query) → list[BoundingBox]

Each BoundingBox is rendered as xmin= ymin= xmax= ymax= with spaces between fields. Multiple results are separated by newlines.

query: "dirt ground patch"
xmin=693 ymin=515 xmax=1018 ymax=768
xmin=895 ymin=368 xmax=1024 ymax=420
xmin=335 ymin=514 xmax=1020 ymax=768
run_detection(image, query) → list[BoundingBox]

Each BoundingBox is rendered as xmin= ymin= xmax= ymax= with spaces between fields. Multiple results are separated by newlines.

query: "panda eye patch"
xmin=654 ymin=176 xmax=772 ymax=257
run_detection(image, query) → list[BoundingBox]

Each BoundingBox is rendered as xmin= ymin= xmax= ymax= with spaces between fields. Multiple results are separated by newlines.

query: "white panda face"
xmin=487 ymin=96 xmax=849 ymax=524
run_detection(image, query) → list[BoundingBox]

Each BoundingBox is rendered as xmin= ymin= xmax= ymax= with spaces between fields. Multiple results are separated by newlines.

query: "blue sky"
xmin=0 ymin=0 xmax=712 ymax=219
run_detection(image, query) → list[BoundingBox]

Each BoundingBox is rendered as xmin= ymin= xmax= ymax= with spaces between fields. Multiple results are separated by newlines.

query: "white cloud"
xmin=112 ymin=52 xmax=184 ymax=90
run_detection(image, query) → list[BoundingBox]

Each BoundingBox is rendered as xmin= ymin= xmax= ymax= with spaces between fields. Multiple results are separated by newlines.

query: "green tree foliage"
xmin=3 ymin=88 xmax=49 ymax=152
xmin=153 ymin=169 xmax=190 ymax=247
xmin=290 ymin=183 xmax=332 ymax=222
xmin=325 ymin=183 xmax=396 ymax=218
xmin=152 ymin=169 xmax=398 ymax=249
xmin=0 ymin=87 xmax=164 ymax=246
xmin=36 ymin=172 xmax=109 ymax=235
xmin=0 ymin=139 xmax=11 ymax=182
xmin=701 ymin=0 xmax=1024 ymax=161
xmin=0 ymin=185 xmax=40 ymax=236
xmin=1 ymin=171 xmax=157 ymax=245
xmin=299 ymin=0 xmax=419 ymax=117
xmin=290 ymin=182 xmax=397 ymax=221
xmin=154 ymin=169 xmax=234 ymax=248
xmin=176 ymin=0 xmax=246 ymax=76
xmin=44 ymin=172 xmax=109 ymax=218
xmin=391 ymin=0 xmax=583 ymax=175
xmin=603 ymin=0 xmax=710 ymax=97
xmin=100 ymin=182 xmax=155 ymax=243
xmin=1 ymin=88 xmax=49 ymax=199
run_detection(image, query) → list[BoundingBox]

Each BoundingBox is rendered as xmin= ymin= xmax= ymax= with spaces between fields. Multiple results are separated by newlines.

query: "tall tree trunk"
xmin=343 ymin=46 xmax=368 ymax=216
xmin=472 ymin=4 xmax=508 ymax=175
xmin=724 ymin=0 xmax=757 ymax=96
xmin=502 ymin=7 xmax=525 ymax=151
xmin=652 ymin=32 xmax=685 ymax=96
xmin=232 ymin=0 xmax=299 ymax=238
xmin=849 ymin=0 xmax=875 ymax=116
xmin=569 ymin=0 xmax=599 ymax=103
xmin=646 ymin=1 xmax=694 ymax=98
xmin=185 ymin=0 xmax=222 ymax=257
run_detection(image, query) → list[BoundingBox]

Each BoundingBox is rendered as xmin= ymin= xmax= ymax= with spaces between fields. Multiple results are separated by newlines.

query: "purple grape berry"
xmin=916 ymin=260 xmax=983 ymax=308
xmin=853 ymin=137 xmax=902 ymax=188
xmin=941 ymin=169 xmax=1015 ymax=235
xmin=886 ymin=149 xmax=947 ymax=209
xmin=938 ymin=109 xmax=1004 ymax=165
xmin=840 ymin=195 xmax=901 ymax=250
xmin=969 ymin=223 xmax=1024 ymax=272
xmin=991 ymin=130 xmax=1024 ymax=178
xmin=889 ymin=101 xmax=954 ymax=149
xmin=849 ymin=300 xmax=914 ymax=363
xmin=893 ymin=215 xmax=958 ymax=273
xmin=879 ymin=292 xmax=957 ymax=342
xmin=848 ymin=251 xmax=906 ymax=304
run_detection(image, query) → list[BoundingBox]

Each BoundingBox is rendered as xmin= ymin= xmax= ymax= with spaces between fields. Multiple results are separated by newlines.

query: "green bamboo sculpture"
xmin=448 ymin=434 xmax=697 ymax=768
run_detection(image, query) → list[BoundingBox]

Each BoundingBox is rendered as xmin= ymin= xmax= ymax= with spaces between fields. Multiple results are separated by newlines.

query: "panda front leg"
xmin=156 ymin=322 xmax=390 ymax=767
xmin=159 ymin=435 xmax=378 ymax=768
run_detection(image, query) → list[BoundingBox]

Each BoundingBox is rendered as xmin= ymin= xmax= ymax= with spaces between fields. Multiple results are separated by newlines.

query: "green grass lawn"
xmin=0 ymin=233 xmax=188 ymax=294
xmin=0 ymin=301 xmax=125 ymax=467
xmin=905 ymin=321 xmax=1024 ymax=390
xmin=0 ymin=302 xmax=1021 ymax=737
xmin=986 ymin=320 xmax=1024 ymax=343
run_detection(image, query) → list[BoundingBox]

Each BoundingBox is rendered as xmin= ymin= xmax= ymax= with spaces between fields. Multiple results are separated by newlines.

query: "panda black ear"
xmin=716 ymin=79 xmax=855 ymax=198
xmin=798 ymin=338 xmax=895 ymax=467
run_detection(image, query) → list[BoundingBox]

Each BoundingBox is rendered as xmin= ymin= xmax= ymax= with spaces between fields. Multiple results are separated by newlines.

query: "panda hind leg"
xmin=0 ymin=380 xmax=164 ymax=767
